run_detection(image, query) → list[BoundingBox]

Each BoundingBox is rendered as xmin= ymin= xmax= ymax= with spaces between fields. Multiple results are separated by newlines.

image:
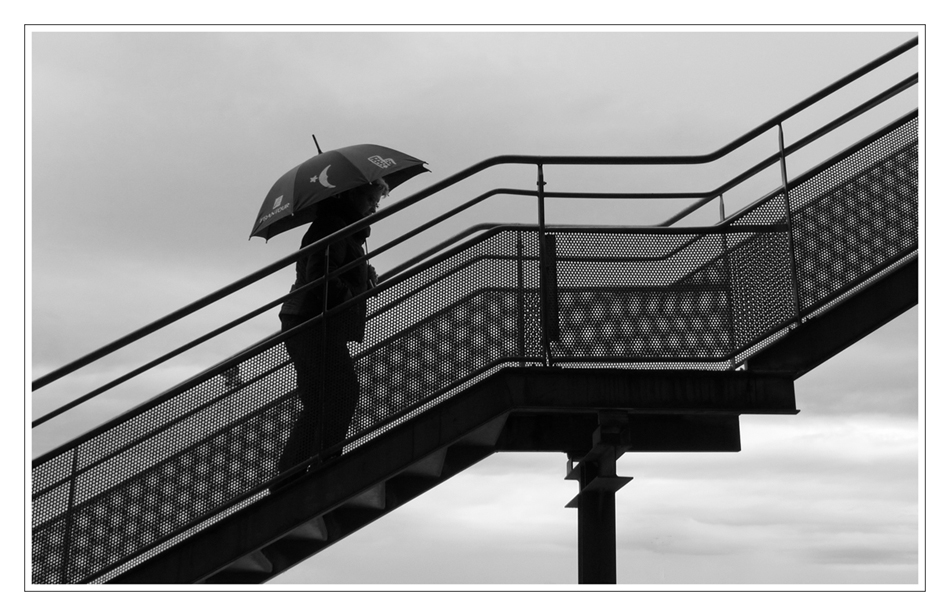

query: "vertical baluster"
xmin=719 ymin=195 xmax=737 ymax=369
xmin=536 ymin=165 xmax=555 ymax=366
xmin=516 ymin=230 xmax=526 ymax=367
xmin=60 ymin=448 xmax=79 ymax=583
xmin=778 ymin=123 xmax=804 ymax=324
xmin=317 ymin=244 xmax=330 ymax=460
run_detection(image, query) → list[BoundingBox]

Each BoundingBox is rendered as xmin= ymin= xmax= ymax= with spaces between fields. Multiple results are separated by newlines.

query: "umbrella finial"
xmin=312 ymin=134 xmax=323 ymax=154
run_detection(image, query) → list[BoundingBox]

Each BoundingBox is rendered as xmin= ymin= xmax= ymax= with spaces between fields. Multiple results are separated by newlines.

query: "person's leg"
xmin=277 ymin=315 xmax=323 ymax=475
xmin=320 ymin=328 xmax=359 ymax=455
xmin=275 ymin=314 xmax=361 ymax=487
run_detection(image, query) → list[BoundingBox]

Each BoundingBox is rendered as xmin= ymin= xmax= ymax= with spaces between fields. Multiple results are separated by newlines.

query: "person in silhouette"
xmin=274 ymin=179 xmax=385 ymax=487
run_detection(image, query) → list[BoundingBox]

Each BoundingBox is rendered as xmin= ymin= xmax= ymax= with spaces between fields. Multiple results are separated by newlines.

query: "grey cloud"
xmin=808 ymin=546 xmax=918 ymax=566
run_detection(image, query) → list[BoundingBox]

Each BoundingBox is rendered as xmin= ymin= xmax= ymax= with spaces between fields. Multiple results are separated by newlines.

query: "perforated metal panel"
xmin=31 ymin=114 xmax=918 ymax=584
xmin=550 ymin=231 xmax=736 ymax=363
xmin=348 ymin=229 xmax=541 ymax=439
xmin=790 ymin=121 xmax=919 ymax=313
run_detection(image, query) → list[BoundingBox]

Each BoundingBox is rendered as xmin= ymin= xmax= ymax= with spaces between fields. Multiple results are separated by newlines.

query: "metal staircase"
xmin=31 ymin=37 xmax=919 ymax=584
xmin=106 ymin=369 xmax=799 ymax=584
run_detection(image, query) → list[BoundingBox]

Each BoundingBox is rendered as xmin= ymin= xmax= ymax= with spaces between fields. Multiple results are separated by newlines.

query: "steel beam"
xmin=497 ymin=412 xmax=742 ymax=454
xmin=506 ymin=368 xmax=797 ymax=416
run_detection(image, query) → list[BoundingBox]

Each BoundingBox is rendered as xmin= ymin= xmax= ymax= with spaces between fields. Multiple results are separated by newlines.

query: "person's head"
xmin=344 ymin=178 xmax=389 ymax=218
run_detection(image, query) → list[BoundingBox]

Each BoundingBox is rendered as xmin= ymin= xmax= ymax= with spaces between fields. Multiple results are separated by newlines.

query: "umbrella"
xmin=250 ymin=144 xmax=429 ymax=240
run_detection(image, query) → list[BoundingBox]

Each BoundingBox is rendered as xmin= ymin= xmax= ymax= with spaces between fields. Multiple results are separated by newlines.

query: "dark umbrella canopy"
xmin=250 ymin=144 xmax=428 ymax=240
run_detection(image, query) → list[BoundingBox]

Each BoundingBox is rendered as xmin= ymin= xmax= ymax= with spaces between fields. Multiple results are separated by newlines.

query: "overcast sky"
xmin=27 ymin=26 xmax=924 ymax=589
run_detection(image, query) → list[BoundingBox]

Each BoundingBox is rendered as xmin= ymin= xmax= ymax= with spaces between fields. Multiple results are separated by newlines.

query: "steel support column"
xmin=566 ymin=411 xmax=633 ymax=584
xmin=577 ymin=481 xmax=617 ymax=584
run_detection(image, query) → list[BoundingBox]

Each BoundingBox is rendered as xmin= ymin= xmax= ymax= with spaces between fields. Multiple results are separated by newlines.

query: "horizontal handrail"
xmin=33 ymin=214 xmax=796 ymax=466
xmin=660 ymin=72 xmax=918 ymax=226
xmin=31 ymin=107 xmax=919 ymax=584
xmin=36 ymin=70 xmax=918 ymax=416
xmin=31 ymin=35 xmax=917 ymax=418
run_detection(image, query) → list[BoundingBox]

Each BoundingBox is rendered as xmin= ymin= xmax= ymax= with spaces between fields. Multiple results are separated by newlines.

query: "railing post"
xmin=719 ymin=195 xmax=737 ymax=369
xmin=516 ymin=230 xmax=526 ymax=367
xmin=777 ymin=124 xmax=804 ymax=324
xmin=317 ymin=244 xmax=330 ymax=460
xmin=536 ymin=164 xmax=555 ymax=366
xmin=60 ymin=448 xmax=79 ymax=583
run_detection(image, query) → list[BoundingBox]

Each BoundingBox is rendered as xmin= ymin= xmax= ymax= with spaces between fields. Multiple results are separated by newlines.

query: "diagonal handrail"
xmin=31 ymin=36 xmax=918 ymax=397
xmin=32 ymin=107 xmax=918 ymax=465
xmin=31 ymin=78 xmax=919 ymax=429
xmin=31 ymin=107 xmax=918 ymax=583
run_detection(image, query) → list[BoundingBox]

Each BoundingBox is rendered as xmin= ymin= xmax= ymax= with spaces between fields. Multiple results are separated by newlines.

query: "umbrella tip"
xmin=312 ymin=134 xmax=323 ymax=154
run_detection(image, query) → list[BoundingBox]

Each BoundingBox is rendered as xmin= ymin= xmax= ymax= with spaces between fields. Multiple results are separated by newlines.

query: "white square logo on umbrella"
xmin=368 ymin=156 xmax=396 ymax=169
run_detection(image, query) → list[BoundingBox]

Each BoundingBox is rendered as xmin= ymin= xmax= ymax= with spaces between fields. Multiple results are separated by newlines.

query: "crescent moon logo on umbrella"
xmin=313 ymin=165 xmax=335 ymax=188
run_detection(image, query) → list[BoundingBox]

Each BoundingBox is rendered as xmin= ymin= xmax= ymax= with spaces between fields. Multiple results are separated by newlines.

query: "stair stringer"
xmin=107 ymin=371 xmax=516 ymax=584
xmin=746 ymin=255 xmax=917 ymax=378
xmin=107 ymin=368 xmax=797 ymax=584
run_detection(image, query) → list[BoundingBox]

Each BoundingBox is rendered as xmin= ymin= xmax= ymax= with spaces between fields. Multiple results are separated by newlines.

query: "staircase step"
xmin=384 ymin=473 xmax=444 ymax=510
xmin=224 ymin=550 xmax=273 ymax=574
xmin=456 ymin=414 xmax=508 ymax=447
xmin=343 ymin=482 xmax=386 ymax=510
xmin=402 ymin=449 xmax=447 ymax=477
xmin=285 ymin=517 xmax=328 ymax=542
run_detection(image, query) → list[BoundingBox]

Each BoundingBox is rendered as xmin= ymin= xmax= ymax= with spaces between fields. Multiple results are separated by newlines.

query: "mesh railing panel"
xmin=31 ymin=114 xmax=918 ymax=584
xmin=347 ymin=229 xmax=543 ymax=438
xmin=31 ymin=230 xmax=546 ymax=584
xmin=790 ymin=118 xmax=919 ymax=313
xmin=550 ymin=231 xmax=736 ymax=363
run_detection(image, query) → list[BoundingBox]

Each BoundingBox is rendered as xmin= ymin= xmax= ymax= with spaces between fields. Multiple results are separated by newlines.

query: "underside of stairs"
xmin=109 ymin=247 xmax=916 ymax=584
xmin=109 ymin=368 xmax=800 ymax=584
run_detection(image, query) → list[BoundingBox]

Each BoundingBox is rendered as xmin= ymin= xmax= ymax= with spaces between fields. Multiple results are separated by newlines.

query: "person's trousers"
xmin=278 ymin=313 xmax=359 ymax=474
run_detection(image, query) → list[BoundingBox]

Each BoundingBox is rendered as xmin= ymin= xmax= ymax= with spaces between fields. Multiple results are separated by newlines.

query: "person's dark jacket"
xmin=279 ymin=199 xmax=371 ymax=342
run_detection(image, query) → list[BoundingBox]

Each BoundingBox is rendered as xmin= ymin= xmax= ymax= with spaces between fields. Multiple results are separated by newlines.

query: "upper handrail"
xmin=31 ymin=36 xmax=918 ymax=395
xmin=33 ymin=101 xmax=920 ymax=459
